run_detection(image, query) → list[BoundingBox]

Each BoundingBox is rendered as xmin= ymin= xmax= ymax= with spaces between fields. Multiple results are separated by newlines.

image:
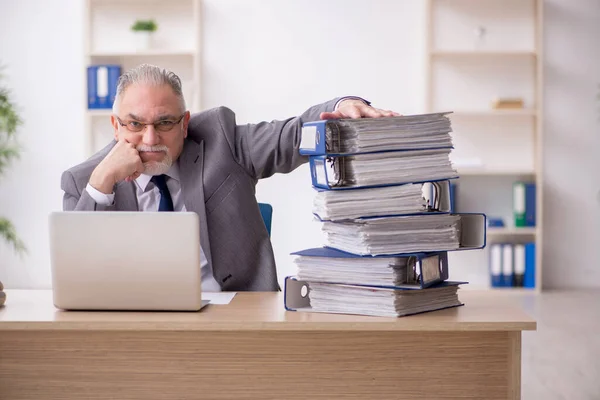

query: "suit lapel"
xmin=179 ymin=139 xmax=213 ymax=273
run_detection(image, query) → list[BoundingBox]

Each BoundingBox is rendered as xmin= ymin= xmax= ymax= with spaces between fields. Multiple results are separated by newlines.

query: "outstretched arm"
xmin=234 ymin=97 xmax=397 ymax=180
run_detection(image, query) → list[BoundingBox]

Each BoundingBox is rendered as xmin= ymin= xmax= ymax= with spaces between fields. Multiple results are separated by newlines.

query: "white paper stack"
xmin=307 ymin=282 xmax=462 ymax=318
xmin=321 ymin=214 xmax=461 ymax=255
xmin=326 ymin=112 xmax=453 ymax=153
xmin=313 ymin=184 xmax=427 ymax=221
xmin=296 ymin=254 xmax=411 ymax=287
xmin=327 ymin=148 xmax=457 ymax=188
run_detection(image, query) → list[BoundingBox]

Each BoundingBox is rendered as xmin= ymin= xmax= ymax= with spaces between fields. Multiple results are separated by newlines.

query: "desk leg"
xmin=0 ymin=330 xmax=522 ymax=400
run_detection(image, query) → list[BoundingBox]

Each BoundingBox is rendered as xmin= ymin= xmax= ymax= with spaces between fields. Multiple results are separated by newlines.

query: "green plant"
xmin=131 ymin=19 xmax=158 ymax=32
xmin=0 ymin=66 xmax=25 ymax=254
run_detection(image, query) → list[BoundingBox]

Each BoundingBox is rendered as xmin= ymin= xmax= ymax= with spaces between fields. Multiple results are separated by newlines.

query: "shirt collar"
xmin=135 ymin=161 xmax=181 ymax=192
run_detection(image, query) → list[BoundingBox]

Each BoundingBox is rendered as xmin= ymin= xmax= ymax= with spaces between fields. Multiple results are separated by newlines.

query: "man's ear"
xmin=182 ymin=111 xmax=191 ymax=138
xmin=110 ymin=115 xmax=120 ymax=141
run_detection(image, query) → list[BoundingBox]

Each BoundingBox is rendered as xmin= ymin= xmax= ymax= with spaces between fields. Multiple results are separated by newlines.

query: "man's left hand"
xmin=320 ymin=98 xmax=400 ymax=120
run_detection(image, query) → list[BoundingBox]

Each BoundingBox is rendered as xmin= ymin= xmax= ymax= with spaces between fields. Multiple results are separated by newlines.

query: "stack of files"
xmin=308 ymin=149 xmax=457 ymax=189
xmin=285 ymin=113 xmax=486 ymax=318
xmin=321 ymin=213 xmax=485 ymax=256
xmin=286 ymin=249 xmax=465 ymax=317
xmin=300 ymin=112 xmax=453 ymax=155
xmin=312 ymin=180 xmax=450 ymax=221
xmin=300 ymin=113 xmax=458 ymax=190
xmin=293 ymin=247 xmax=451 ymax=288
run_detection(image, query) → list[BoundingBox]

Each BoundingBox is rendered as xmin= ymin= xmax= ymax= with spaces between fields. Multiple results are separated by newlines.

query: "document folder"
xmin=299 ymin=112 xmax=453 ymax=156
xmin=292 ymin=247 xmax=450 ymax=289
xmin=284 ymin=276 xmax=465 ymax=317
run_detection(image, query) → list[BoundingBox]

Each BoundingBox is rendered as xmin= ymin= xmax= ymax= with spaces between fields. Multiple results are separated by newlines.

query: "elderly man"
xmin=61 ymin=64 xmax=397 ymax=292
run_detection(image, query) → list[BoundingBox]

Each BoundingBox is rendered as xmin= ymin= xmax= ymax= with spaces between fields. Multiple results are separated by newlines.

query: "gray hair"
xmin=112 ymin=64 xmax=186 ymax=114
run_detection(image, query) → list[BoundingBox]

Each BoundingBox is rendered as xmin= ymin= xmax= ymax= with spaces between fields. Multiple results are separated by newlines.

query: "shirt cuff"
xmin=334 ymin=96 xmax=372 ymax=110
xmin=85 ymin=183 xmax=115 ymax=206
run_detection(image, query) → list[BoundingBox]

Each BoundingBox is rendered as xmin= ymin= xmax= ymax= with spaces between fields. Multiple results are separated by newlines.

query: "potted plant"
xmin=0 ymin=65 xmax=26 ymax=307
xmin=131 ymin=19 xmax=158 ymax=50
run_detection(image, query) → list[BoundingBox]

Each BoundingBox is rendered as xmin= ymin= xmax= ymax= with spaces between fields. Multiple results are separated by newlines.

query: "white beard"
xmin=136 ymin=145 xmax=173 ymax=176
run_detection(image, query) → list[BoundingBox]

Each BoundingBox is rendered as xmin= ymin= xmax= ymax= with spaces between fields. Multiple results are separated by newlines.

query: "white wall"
xmin=0 ymin=0 xmax=598 ymax=290
xmin=0 ymin=0 xmax=86 ymax=288
xmin=541 ymin=0 xmax=600 ymax=288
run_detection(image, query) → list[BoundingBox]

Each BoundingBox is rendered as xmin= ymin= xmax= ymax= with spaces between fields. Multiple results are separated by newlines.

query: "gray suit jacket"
xmin=61 ymin=98 xmax=340 ymax=291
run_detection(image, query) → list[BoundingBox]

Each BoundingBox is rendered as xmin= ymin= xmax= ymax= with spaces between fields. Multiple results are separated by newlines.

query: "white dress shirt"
xmin=85 ymin=162 xmax=222 ymax=292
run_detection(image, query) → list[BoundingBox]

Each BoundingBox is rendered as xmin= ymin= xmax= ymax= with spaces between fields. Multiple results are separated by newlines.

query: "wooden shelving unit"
xmin=426 ymin=0 xmax=544 ymax=293
xmin=83 ymin=0 xmax=202 ymax=156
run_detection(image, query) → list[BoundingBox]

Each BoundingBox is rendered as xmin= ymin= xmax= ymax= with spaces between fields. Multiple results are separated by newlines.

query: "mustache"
xmin=136 ymin=145 xmax=168 ymax=153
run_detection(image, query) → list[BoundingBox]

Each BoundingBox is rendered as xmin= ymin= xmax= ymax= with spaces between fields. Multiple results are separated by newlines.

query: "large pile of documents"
xmin=284 ymin=112 xmax=486 ymax=318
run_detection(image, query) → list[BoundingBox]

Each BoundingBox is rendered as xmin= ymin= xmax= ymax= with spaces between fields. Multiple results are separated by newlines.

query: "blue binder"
xmin=308 ymin=154 xmax=458 ymax=190
xmin=292 ymin=247 xmax=450 ymax=289
xmin=284 ymin=276 xmax=466 ymax=316
xmin=298 ymin=115 xmax=453 ymax=156
xmin=524 ymin=242 xmax=536 ymax=288
xmin=525 ymin=183 xmax=536 ymax=227
xmin=312 ymin=179 xmax=453 ymax=222
xmin=87 ymin=64 xmax=121 ymax=109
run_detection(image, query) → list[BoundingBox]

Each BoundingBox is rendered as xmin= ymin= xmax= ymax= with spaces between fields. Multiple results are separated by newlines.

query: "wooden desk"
xmin=0 ymin=290 xmax=535 ymax=400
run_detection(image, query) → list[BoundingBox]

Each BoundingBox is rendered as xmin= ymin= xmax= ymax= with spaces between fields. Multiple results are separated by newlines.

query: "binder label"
xmin=300 ymin=125 xmax=317 ymax=152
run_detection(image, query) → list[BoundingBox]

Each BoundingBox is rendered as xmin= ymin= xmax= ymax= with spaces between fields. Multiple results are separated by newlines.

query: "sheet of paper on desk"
xmin=203 ymin=292 xmax=237 ymax=305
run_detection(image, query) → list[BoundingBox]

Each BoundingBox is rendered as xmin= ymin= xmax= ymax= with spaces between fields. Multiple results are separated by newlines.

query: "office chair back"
xmin=258 ymin=203 xmax=273 ymax=237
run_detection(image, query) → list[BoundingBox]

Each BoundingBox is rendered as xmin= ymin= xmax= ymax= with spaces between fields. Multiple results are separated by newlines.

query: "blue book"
xmin=87 ymin=65 xmax=121 ymax=109
xmin=524 ymin=242 xmax=536 ymax=288
xmin=525 ymin=183 xmax=536 ymax=227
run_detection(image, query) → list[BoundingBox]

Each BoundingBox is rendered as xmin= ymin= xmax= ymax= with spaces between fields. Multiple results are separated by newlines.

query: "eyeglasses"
xmin=116 ymin=113 xmax=185 ymax=133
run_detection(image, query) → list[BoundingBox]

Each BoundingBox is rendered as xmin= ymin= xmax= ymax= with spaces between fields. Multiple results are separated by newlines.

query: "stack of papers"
xmin=325 ymin=112 xmax=453 ymax=153
xmin=321 ymin=214 xmax=461 ymax=255
xmin=307 ymin=281 xmax=462 ymax=317
xmin=327 ymin=148 xmax=457 ymax=188
xmin=313 ymin=183 xmax=427 ymax=221
xmin=295 ymin=254 xmax=413 ymax=287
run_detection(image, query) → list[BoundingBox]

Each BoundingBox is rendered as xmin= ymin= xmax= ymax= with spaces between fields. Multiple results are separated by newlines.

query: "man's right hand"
xmin=89 ymin=139 xmax=145 ymax=194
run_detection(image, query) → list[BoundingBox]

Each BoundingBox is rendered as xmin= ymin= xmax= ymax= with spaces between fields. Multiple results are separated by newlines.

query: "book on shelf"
xmin=513 ymin=182 xmax=536 ymax=227
xmin=299 ymin=112 xmax=453 ymax=156
xmin=87 ymin=64 xmax=121 ymax=110
xmin=489 ymin=242 xmax=535 ymax=289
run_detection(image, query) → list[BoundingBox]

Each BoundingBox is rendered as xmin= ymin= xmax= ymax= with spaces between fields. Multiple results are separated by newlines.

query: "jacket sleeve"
xmin=61 ymin=170 xmax=98 ymax=211
xmin=230 ymin=98 xmax=340 ymax=180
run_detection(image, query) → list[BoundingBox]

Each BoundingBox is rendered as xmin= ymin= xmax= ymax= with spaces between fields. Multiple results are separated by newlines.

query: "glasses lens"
xmin=127 ymin=121 xmax=145 ymax=132
xmin=155 ymin=121 xmax=177 ymax=132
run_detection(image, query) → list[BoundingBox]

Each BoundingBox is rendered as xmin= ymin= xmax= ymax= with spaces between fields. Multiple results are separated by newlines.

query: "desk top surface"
xmin=0 ymin=289 xmax=536 ymax=332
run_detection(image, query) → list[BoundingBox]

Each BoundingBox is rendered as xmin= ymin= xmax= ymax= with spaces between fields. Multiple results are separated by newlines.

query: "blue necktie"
xmin=150 ymin=174 xmax=174 ymax=212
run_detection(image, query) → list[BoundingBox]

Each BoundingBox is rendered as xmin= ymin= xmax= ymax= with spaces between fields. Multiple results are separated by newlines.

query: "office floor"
xmin=494 ymin=290 xmax=600 ymax=400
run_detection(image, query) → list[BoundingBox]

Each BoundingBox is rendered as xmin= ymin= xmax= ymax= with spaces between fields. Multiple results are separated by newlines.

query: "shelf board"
xmin=489 ymin=287 xmax=538 ymax=294
xmin=457 ymin=168 xmax=536 ymax=176
xmin=88 ymin=50 xmax=196 ymax=57
xmin=431 ymin=50 xmax=537 ymax=58
xmin=450 ymin=109 xmax=537 ymax=117
xmin=487 ymin=227 xmax=537 ymax=236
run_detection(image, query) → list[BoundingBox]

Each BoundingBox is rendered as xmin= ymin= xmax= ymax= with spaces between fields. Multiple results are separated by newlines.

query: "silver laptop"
xmin=49 ymin=211 xmax=209 ymax=311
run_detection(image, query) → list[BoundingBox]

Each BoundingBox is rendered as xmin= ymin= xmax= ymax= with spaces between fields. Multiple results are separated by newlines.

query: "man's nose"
xmin=142 ymin=125 xmax=160 ymax=145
